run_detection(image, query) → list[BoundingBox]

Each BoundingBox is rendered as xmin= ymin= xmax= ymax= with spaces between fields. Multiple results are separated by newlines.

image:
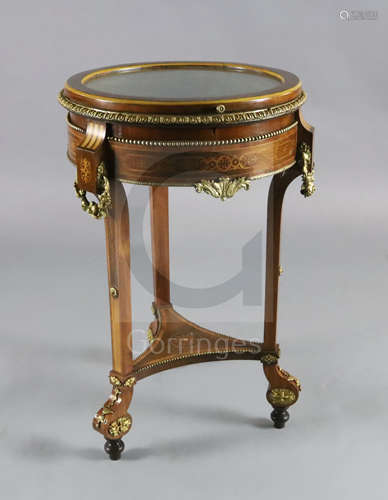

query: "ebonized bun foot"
xmin=270 ymin=408 xmax=290 ymax=429
xmin=104 ymin=439 xmax=125 ymax=460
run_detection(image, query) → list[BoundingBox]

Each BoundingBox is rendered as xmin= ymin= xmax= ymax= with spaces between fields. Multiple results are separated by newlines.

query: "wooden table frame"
xmin=58 ymin=62 xmax=315 ymax=460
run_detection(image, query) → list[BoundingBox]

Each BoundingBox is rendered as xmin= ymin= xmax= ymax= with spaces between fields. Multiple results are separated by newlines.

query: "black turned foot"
xmin=270 ymin=407 xmax=290 ymax=429
xmin=104 ymin=439 xmax=125 ymax=460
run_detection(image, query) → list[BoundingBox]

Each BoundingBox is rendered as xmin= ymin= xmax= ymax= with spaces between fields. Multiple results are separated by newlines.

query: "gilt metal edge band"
xmin=66 ymin=115 xmax=298 ymax=146
xmin=59 ymin=90 xmax=306 ymax=126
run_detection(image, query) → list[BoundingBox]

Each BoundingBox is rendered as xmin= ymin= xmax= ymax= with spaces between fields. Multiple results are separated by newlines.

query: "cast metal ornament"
xmin=299 ymin=142 xmax=316 ymax=197
xmin=94 ymin=386 xmax=122 ymax=429
xmin=260 ymin=353 xmax=279 ymax=366
xmin=108 ymin=416 xmax=132 ymax=438
xmin=74 ymin=163 xmax=112 ymax=219
xmin=279 ymin=368 xmax=302 ymax=391
xmin=194 ymin=177 xmax=250 ymax=200
xmin=109 ymin=375 xmax=136 ymax=388
xmin=147 ymin=328 xmax=155 ymax=344
xmin=268 ymin=388 xmax=297 ymax=407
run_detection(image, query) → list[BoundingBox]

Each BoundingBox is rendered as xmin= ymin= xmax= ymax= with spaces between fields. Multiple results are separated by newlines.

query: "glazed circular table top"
xmin=83 ymin=66 xmax=282 ymax=100
xmin=60 ymin=62 xmax=304 ymax=121
xmin=60 ymin=61 xmax=311 ymax=192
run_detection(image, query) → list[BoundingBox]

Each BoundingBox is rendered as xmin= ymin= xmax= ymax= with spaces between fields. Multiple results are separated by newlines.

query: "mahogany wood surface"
xmin=150 ymin=186 xmax=171 ymax=305
xmin=104 ymin=180 xmax=133 ymax=376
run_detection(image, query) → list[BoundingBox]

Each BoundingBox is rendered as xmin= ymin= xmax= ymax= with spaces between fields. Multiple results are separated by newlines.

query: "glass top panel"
xmin=83 ymin=66 xmax=281 ymax=100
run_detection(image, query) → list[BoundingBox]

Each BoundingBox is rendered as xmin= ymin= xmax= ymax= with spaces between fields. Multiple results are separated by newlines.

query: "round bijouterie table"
xmin=58 ymin=61 xmax=315 ymax=460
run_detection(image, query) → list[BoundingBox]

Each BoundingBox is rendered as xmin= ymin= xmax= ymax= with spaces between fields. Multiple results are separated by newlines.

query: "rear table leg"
xmin=147 ymin=186 xmax=171 ymax=340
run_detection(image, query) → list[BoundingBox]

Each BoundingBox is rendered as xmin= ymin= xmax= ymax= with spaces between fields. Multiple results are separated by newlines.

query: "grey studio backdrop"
xmin=1 ymin=1 xmax=387 ymax=499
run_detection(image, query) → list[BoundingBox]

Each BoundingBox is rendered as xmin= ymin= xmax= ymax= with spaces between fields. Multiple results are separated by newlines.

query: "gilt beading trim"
xmin=108 ymin=122 xmax=298 ymax=146
xmin=59 ymin=90 xmax=306 ymax=126
xmin=66 ymin=115 xmax=298 ymax=147
xmin=134 ymin=347 xmax=259 ymax=376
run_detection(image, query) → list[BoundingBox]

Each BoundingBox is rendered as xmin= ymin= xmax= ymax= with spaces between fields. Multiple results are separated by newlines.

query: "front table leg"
xmin=92 ymin=180 xmax=135 ymax=460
